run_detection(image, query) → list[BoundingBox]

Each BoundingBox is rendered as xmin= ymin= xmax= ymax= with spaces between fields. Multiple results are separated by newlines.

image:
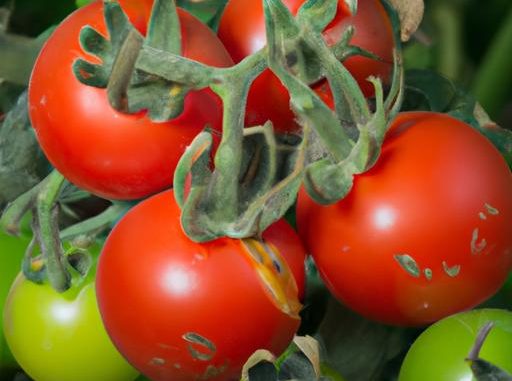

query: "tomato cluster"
xmin=2 ymin=0 xmax=512 ymax=380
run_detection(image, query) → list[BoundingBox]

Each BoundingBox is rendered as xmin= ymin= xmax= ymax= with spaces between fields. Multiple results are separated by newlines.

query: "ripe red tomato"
xmin=218 ymin=0 xmax=394 ymax=133
xmin=96 ymin=189 xmax=306 ymax=381
xmin=297 ymin=112 xmax=512 ymax=326
xmin=29 ymin=0 xmax=233 ymax=200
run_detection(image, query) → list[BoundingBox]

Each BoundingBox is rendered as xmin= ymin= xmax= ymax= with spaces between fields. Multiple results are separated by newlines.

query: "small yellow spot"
xmin=169 ymin=84 xmax=182 ymax=97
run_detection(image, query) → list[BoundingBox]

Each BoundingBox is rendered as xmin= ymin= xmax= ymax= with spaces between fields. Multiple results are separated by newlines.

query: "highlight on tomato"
xmin=2 ymin=242 xmax=140 ymax=381
xmin=217 ymin=0 xmax=395 ymax=133
xmin=96 ymin=189 xmax=306 ymax=381
xmin=28 ymin=0 xmax=233 ymax=200
xmin=297 ymin=111 xmax=512 ymax=326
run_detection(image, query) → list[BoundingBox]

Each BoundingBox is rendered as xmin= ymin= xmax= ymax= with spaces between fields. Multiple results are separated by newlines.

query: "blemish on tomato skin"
xmin=442 ymin=261 xmax=461 ymax=278
xmin=471 ymin=228 xmax=487 ymax=255
xmin=423 ymin=268 xmax=433 ymax=281
xmin=182 ymin=332 xmax=216 ymax=361
xmin=479 ymin=212 xmax=487 ymax=220
xmin=393 ymin=254 xmax=420 ymax=278
xmin=150 ymin=357 xmax=166 ymax=366
xmin=485 ymin=203 xmax=499 ymax=216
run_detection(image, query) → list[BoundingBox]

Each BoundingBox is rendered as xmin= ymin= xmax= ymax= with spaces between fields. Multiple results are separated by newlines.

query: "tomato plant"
xmin=0 ymin=230 xmax=30 ymax=373
xmin=297 ymin=111 xmax=512 ymax=326
xmin=2 ymin=243 xmax=140 ymax=381
xmin=96 ymin=189 xmax=306 ymax=381
xmin=399 ymin=308 xmax=512 ymax=380
xmin=28 ymin=0 xmax=233 ymax=200
xmin=217 ymin=0 xmax=394 ymax=132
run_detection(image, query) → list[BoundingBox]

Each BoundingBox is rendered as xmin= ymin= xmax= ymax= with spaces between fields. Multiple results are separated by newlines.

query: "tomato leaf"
xmin=388 ymin=0 xmax=424 ymax=41
xmin=248 ymin=361 xmax=279 ymax=381
xmin=0 ymin=91 xmax=50 ymax=207
xmin=316 ymin=298 xmax=415 ymax=381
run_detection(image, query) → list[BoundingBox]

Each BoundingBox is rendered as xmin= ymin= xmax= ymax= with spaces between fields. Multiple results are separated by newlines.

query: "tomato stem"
xmin=33 ymin=170 xmax=71 ymax=292
xmin=466 ymin=321 xmax=494 ymax=362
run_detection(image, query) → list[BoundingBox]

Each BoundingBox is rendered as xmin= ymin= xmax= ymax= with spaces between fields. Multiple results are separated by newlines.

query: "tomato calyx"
xmin=74 ymin=0 xmax=190 ymax=122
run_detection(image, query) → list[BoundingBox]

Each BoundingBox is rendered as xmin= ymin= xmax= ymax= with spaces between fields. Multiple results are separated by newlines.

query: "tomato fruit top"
xmin=218 ymin=0 xmax=394 ymax=133
xmin=28 ymin=0 xmax=233 ymax=200
xmin=297 ymin=111 xmax=512 ymax=326
xmin=96 ymin=189 xmax=306 ymax=381
xmin=399 ymin=308 xmax=512 ymax=380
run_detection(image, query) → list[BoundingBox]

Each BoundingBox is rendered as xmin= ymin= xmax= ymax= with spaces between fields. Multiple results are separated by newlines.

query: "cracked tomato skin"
xmin=28 ymin=0 xmax=233 ymax=200
xmin=96 ymin=189 xmax=306 ymax=381
xmin=218 ymin=0 xmax=394 ymax=133
xmin=297 ymin=112 xmax=512 ymax=326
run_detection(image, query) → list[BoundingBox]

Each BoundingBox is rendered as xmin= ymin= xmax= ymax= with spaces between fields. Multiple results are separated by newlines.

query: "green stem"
xmin=59 ymin=202 xmax=129 ymax=241
xmin=1 ymin=179 xmax=44 ymax=235
xmin=34 ymin=171 xmax=69 ymax=292
xmin=471 ymin=6 xmax=512 ymax=118
xmin=209 ymin=53 xmax=268 ymax=222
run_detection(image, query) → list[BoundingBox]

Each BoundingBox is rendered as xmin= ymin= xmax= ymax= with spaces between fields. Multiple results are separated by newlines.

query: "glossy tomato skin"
xmin=3 ymin=244 xmax=139 ymax=381
xmin=29 ymin=0 xmax=233 ymax=200
xmin=218 ymin=0 xmax=394 ymax=132
xmin=297 ymin=112 xmax=512 ymax=326
xmin=399 ymin=308 xmax=512 ymax=380
xmin=0 ymin=230 xmax=30 ymax=373
xmin=96 ymin=190 xmax=306 ymax=381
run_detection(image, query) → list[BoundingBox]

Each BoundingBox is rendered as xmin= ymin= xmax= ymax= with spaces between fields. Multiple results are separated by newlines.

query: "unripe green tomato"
xmin=0 ymin=230 xmax=30 ymax=372
xmin=3 ymin=242 xmax=139 ymax=381
xmin=399 ymin=308 xmax=512 ymax=381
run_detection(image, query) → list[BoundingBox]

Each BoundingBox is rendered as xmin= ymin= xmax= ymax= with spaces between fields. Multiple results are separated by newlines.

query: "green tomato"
xmin=399 ymin=308 xmax=512 ymax=381
xmin=2 ymin=244 xmax=139 ymax=381
xmin=0 ymin=229 xmax=30 ymax=373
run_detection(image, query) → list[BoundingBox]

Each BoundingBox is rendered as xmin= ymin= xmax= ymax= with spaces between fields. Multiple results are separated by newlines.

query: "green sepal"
xmin=297 ymin=0 xmax=338 ymax=34
xmin=469 ymin=359 xmax=512 ymax=381
xmin=73 ymin=1 xmax=142 ymax=88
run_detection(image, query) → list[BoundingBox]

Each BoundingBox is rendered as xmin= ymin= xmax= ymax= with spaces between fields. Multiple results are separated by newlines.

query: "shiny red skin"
xmin=96 ymin=190 xmax=306 ymax=381
xmin=218 ymin=0 xmax=394 ymax=132
xmin=297 ymin=112 xmax=512 ymax=326
xmin=29 ymin=0 xmax=233 ymax=200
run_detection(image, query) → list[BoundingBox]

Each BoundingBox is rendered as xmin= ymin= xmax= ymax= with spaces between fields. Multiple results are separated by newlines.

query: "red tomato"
xmin=297 ymin=112 xmax=512 ymax=326
xmin=96 ymin=190 xmax=306 ymax=381
xmin=218 ymin=0 xmax=394 ymax=133
xmin=29 ymin=0 xmax=233 ymax=200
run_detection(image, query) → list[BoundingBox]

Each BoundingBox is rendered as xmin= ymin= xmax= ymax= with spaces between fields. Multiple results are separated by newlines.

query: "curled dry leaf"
xmin=388 ymin=0 xmax=425 ymax=41
xmin=241 ymin=349 xmax=277 ymax=381
xmin=293 ymin=335 xmax=321 ymax=379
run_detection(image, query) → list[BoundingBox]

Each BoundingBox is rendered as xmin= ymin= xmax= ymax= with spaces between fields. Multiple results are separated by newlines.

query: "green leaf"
xmin=0 ymin=91 xmax=50 ymax=207
xmin=316 ymin=298 xmax=415 ymax=381
xmin=248 ymin=361 xmax=279 ymax=381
